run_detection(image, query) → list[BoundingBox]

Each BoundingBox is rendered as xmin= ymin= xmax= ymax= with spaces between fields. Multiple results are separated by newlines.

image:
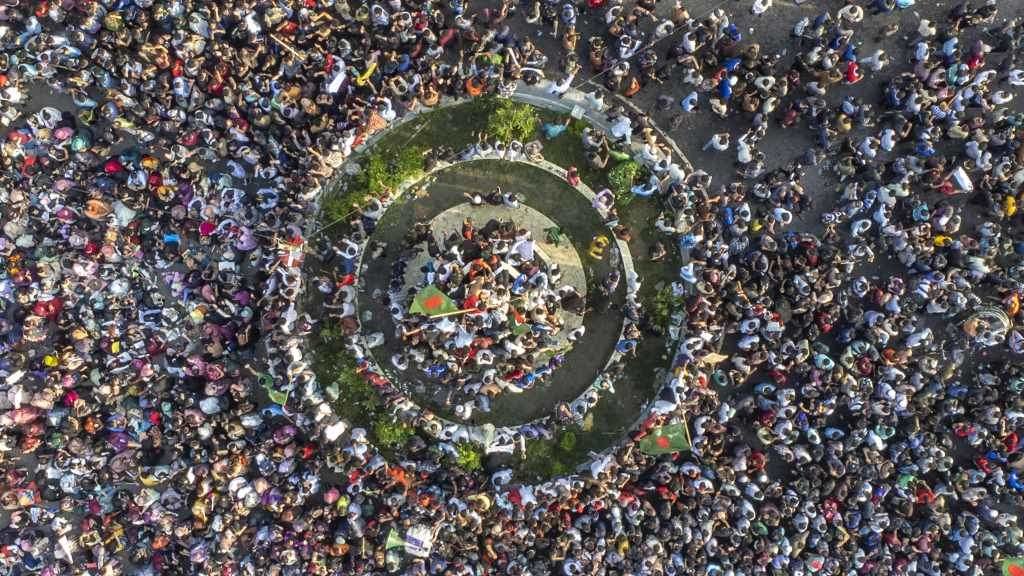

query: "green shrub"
xmin=320 ymin=146 xmax=426 ymax=227
xmin=374 ymin=418 xmax=415 ymax=450
xmin=366 ymin=152 xmax=391 ymax=195
xmin=608 ymin=160 xmax=641 ymax=207
xmin=558 ymin=430 xmax=577 ymax=452
xmin=312 ymin=323 xmax=382 ymax=426
xmin=368 ymin=146 xmax=426 ymax=194
xmin=454 ymin=442 xmax=483 ymax=472
xmin=549 ymin=460 xmax=570 ymax=476
xmin=320 ymin=193 xmax=351 ymax=223
xmin=522 ymin=437 xmax=553 ymax=478
xmin=320 ymin=175 xmax=373 ymax=224
xmin=648 ymin=285 xmax=684 ymax=330
xmin=487 ymin=100 xmax=539 ymax=142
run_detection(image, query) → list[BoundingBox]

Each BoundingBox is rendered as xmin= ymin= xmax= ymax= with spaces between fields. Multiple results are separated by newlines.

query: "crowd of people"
xmin=3 ymin=0 xmax=1024 ymax=574
xmin=388 ymin=216 xmax=580 ymax=411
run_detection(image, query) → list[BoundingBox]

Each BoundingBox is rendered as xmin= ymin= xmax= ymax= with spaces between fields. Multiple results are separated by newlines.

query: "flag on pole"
xmin=409 ymin=285 xmax=460 ymax=317
xmin=1002 ymin=558 xmax=1024 ymax=576
xmin=638 ymin=423 xmax=691 ymax=455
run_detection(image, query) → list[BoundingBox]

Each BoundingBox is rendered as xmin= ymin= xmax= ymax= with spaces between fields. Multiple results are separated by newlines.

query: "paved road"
xmin=513 ymin=0 xmax=1024 ymax=224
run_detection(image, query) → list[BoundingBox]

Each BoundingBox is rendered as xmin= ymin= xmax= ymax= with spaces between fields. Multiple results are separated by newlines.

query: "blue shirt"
xmin=542 ymin=122 xmax=568 ymax=139
xmin=680 ymin=92 xmax=698 ymax=111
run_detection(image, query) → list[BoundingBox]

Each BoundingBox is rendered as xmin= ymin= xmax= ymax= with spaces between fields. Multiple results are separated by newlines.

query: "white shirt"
xmin=880 ymin=128 xmax=896 ymax=151
xmin=706 ymin=134 xmax=729 ymax=151
xmin=610 ymin=117 xmax=631 ymax=139
xmin=737 ymin=134 xmax=752 ymax=163
xmin=858 ymin=138 xmax=878 ymax=159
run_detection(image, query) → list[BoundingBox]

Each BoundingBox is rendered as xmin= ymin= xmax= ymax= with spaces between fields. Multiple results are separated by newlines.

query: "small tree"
xmin=454 ymin=442 xmax=484 ymax=471
xmin=367 ymin=146 xmax=427 ymax=194
xmin=374 ymin=418 xmax=415 ymax=450
xmin=649 ymin=284 xmax=684 ymax=330
xmin=366 ymin=152 xmax=391 ymax=194
xmin=487 ymin=100 xmax=539 ymax=142
xmin=607 ymin=160 xmax=641 ymax=206
xmin=558 ymin=430 xmax=577 ymax=452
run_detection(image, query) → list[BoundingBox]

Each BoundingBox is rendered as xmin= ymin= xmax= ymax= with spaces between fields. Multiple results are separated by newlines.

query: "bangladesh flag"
xmin=638 ymin=423 xmax=691 ymax=455
xmin=409 ymin=285 xmax=460 ymax=317
xmin=509 ymin=310 xmax=532 ymax=336
xmin=1003 ymin=558 xmax=1024 ymax=576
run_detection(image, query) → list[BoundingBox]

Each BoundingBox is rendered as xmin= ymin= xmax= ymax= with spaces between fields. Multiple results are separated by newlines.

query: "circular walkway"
xmin=357 ymin=160 xmax=626 ymax=428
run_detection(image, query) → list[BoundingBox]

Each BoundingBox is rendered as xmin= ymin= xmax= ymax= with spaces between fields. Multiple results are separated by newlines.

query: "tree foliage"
xmin=607 ymin=160 xmax=641 ymax=207
xmin=487 ymin=100 xmax=539 ymax=142
xmin=454 ymin=442 xmax=484 ymax=471
xmin=321 ymin=146 xmax=426 ymax=224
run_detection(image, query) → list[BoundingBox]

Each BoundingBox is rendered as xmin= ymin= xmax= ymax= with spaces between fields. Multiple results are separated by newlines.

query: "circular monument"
xmin=356 ymin=160 xmax=629 ymax=428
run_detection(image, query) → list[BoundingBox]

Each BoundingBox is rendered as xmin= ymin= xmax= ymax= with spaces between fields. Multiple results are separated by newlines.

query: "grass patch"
xmin=313 ymin=324 xmax=382 ymax=428
xmin=319 ymin=98 xmax=497 ymax=229
xmin=518 ymin=427 xmax=583 ymax=480
xmin=535 ymin=110 xmax=608 ymax=188
xmin=313 ymin=322 xmax=419 ymax=455
xmin=373 ymin=97 xmax=495 ymax=153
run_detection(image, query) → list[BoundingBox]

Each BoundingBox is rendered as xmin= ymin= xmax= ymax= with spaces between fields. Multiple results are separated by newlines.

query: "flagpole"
xmin=681 ymin=410 xmax=692 ymax=450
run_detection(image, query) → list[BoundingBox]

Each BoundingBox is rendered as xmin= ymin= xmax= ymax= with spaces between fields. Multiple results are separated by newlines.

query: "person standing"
xmin=703 ymin=132 xmax=730 ymax=152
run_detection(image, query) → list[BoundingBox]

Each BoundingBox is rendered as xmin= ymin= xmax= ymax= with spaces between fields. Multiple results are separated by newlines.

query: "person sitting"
xmin=542 ymin=117 xmax=571 ymax=139
xmin=565 ymin=165 xmax=580 ymax=186
xmin=630 ymin=173 xmax=660 ymax=197
xmin=586 ymin=146 xmax=609 ymax=170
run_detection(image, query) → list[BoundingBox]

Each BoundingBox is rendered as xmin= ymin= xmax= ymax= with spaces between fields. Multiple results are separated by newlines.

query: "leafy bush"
xmin=549 ymin=460 xmax=570 ymax=476
xmin=320 ymin=146 xmax=426 ymax=226
xmin=374 ymin=419 xmax=415 ymax=450
xmin=487 ymin=100 xmax=539 ymax=142
xmin=648 ymin=285 xmax=685 ymax=331
xmin=608 ymin=160 xmax=641 ymax=207
xmin=312 ymin=323 xmax=382 ymax=426
xmin=321 ymin=189 xmax=360 ymax=223
xmin=366 ymin=152 xmax=391 ymax=195
xmin=368 ymin=146 xmax=426 ymax=194
xmin=558 ymin=430 xmax=577 ymax=452
xmin=454 ymin=442 xmax=483 ymax=471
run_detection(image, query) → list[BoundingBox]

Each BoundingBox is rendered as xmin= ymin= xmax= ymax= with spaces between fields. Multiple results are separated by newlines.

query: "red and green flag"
xmin=509 ymin=309 xmax=532 ymax=336
xmin=638 ymin=423 xmax=691 ymax=455
xmin=1003 ymin=558 xmax=1024 ymax=576
xmin=409 ymin=285 xmax=460 ymax=317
